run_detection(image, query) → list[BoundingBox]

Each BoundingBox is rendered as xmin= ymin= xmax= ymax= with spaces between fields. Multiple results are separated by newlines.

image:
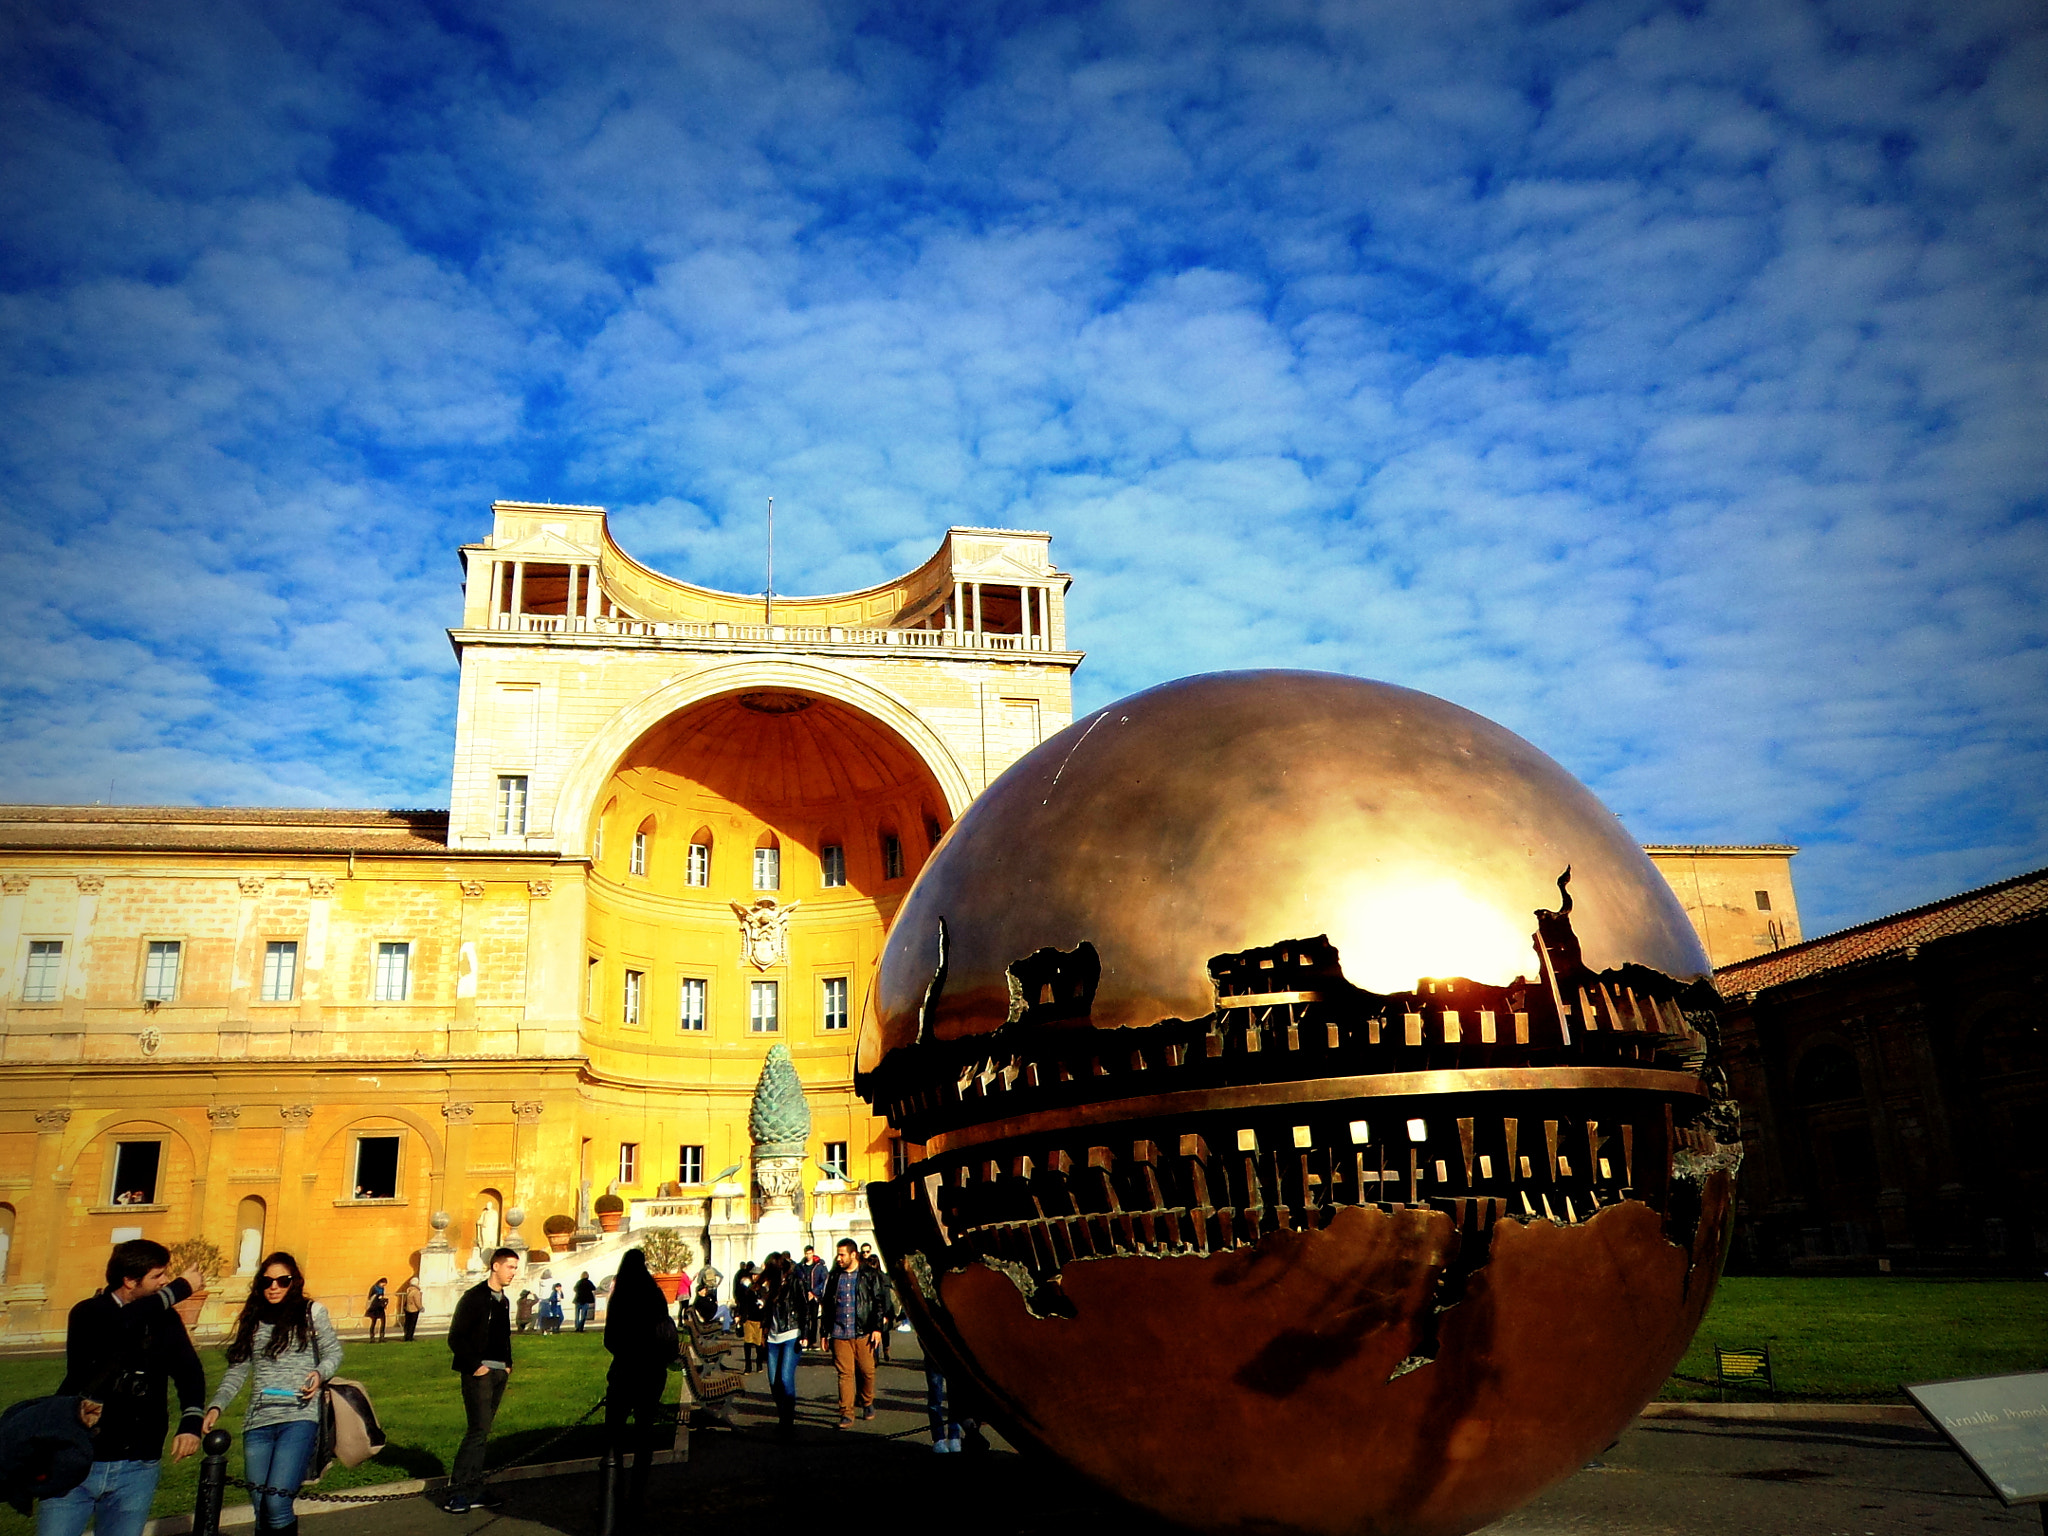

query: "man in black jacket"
xmin=572 ymin=1272 xmax=596 ymax=1333
xmin=444 ymin=1247 xmax=520 ymax=1514
xmin=42 ymin=1239 xmax=205 ymax=1536
xmin=817 ymin=1239 xmax=885 ymax=1429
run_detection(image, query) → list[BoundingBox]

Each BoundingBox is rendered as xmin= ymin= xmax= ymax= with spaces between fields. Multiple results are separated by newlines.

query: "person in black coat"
xmin=443 ymin=1247 xmax=519 ymax=1514
xmin=603 ymin=1249 xmax=676 ymax=1511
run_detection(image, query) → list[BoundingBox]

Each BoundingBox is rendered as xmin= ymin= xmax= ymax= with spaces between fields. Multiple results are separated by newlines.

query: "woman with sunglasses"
xmin=202 ymin=1254 xmax=342 ymax=1536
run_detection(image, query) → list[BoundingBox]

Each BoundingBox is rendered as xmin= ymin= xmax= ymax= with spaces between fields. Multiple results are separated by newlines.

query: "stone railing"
xmin=487 ymin=614 xmax=1053 ymax=650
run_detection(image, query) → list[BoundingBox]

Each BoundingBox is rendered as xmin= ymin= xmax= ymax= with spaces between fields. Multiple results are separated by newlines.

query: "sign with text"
xmin=1907 ymin=1371 xmax=2048 ymax=1507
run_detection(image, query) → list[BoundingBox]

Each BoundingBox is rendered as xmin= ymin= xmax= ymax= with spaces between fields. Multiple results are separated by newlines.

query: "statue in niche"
xmin=732 ymin=898 xmax=801 ymax=971
xmin=237 ymin=1226 xmax=262 ymax=1275
xmin=475 ymin=1201 xmax=500 ymax=1262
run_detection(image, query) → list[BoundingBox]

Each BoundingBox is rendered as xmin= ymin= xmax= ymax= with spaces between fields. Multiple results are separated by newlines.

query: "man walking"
xmin=399 ymin=1275 xmax=424 ymax=1342
xmin=444 ymin=1247 xmax=519 ymax=1514
xmin=817 ymin=1239 xmax=884 ymax=1429
xmin=572 ymin=1271 xmax=596 ymax=1333
xmin=40 ymin=1239 xmax=206 ymax=1536
xmin=797 ymin=1246 xmax=825 ymax=1352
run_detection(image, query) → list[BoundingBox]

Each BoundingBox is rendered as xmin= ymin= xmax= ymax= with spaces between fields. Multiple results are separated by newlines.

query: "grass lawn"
xmin=0 ymin=1278 xmax=2041 ymax=1531
xmin=0 ymin=1330 xmax=644 ymax=1535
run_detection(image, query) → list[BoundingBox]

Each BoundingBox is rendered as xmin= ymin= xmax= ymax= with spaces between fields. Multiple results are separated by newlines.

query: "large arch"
xmin=554 ymin=660 xmax=975 ymax=862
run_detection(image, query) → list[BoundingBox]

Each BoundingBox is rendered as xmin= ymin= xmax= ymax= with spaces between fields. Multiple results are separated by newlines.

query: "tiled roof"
xmin=0 ymin=805 xmax=456 ymax=856
xmin=1715 ymin=865 xmax=2048 ymax=996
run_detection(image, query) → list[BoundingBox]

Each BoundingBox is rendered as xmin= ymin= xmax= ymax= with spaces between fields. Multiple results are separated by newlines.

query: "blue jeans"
xmin=35 ymin=1458 xmax=160 ymax=1536
xmin=765 ymin=1339 xmax=800 ymax=1403
xmin=244 ymin=1417 xmax=319 ymax=1529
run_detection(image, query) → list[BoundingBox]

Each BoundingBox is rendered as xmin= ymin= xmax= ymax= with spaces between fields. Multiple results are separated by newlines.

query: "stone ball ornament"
xmin=857 ymin=671 xmax=1739 ymax=1536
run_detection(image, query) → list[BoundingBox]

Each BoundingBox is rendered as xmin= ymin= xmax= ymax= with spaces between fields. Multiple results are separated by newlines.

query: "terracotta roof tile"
xmin=0 ymin=805 xmax=455 ymax=856
xmin=1715 ymin=865 xmax=2048 ymax=996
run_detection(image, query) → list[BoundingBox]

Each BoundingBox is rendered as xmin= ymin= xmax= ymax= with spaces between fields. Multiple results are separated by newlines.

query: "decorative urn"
xmin=857 ymin=671 xmax=1738 ymax=1536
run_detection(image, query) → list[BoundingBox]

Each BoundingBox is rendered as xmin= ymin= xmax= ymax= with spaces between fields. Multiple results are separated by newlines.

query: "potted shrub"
xmin=594 ymin=1192 xmax=625 ymax=1234
xmin=638 ymin=1229 xmax=694 ymax=1301
xmin=542 ymin=1214 xmax=576 ymax=1254
xmin=166 ymin=1238 xmax=224 ymax=1329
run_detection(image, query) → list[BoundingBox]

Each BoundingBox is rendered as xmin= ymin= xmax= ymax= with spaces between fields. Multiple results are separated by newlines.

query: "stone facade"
xmin=1644 ymin=845 xmax=1803 ymax=968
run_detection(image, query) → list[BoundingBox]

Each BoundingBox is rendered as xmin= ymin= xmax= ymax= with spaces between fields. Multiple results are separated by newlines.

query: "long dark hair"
xmin=225 ymin=1251 xmax=313 ymax=1364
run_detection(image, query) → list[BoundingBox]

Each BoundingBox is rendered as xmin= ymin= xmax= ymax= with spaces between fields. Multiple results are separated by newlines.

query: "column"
xmin=199 ymin=1106 xmax=240 ymax=1260
xmin=10 ymin=1107 xmax=71 ymax=1312
xmin=510 ymin=561 xmax=526 ymax=621
xmin=512 ymin=1101 xmax=545 ymax=1230
xmin=487 ymin=561 xmax=505 ymax=626
xmin=565 ymin=564 xmax=579 ymax=628
xmin=972 ymin=582 xmax=983 ymax=641
xmin=1021 ymin=586 xmax=1035 ymax=649
xmin=1847 ymin=1018 xmax=1912 ymax=1252
xmin=274 ymin=1104 xmax=315 ymax=1258
xmin=300 ymin=877 xmax=333 ymax=1030
xmin=229 ymin=876 xmax=265 ymax=1027
xmin=952 ymin=582 xmax=964 ymax=639
xmin=442 ymin=1103 xmax=475 ymax=1269
xmin=63 ymin=876 xmax=103 ymax=1031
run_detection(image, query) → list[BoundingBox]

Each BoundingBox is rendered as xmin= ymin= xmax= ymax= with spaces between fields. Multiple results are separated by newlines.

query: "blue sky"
xmin=1 ymin=0 xmax=2043 ymax=937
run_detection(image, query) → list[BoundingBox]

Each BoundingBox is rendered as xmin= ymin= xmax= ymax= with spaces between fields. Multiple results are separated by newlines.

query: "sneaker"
xmin=836 ymin=1416 xmax=854 ymax=1429
xmin=933 ymin=1438 xmax=955 ymax=1453
xmin=441 ymin=1496 xmax=473 ymax=1514
xmin=860 ymin=1405 xmax=875 ymax=1420
xmin=472 ymin=1489 xmax=504 ymax=1510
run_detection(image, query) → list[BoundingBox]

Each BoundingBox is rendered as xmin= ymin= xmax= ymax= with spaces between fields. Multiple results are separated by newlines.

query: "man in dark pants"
xmin=41 ymin=1239 xmax=206 ymax=1536
xmin=444 ymin=1247 xmax=520 ymax=1514
xmin=572 ymin=1272 xmax=596 ymax=1333
xmin=797 ymin=1246 xmax=825 ymax=1353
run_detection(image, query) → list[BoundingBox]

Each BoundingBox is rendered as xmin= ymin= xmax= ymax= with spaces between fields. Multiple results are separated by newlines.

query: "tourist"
xmin=0 ymin=1391 xmax=100 ymax=1514
xmin=923 ymin=1365 xmax=986 ymax=1455
xmin=861 ymin=1253 xmax=897 ymax=1363
xmin=363 ymin=1277 xmax=389 ymax=1342
xmin=817 ymin=1238 xmax=885 ymax=1428
xmin=443 ymin=1246 xmax=519 ymax=1514
xmin=202 ymin=1253 xmax=342 ymax=1535
xmin=40 ymin=1239 xmax=206 ymax=1536
xmin=757 ymin=1254 xmax=805 ymax=1441
xmin=733 ymin=1262 xmax=763 ymax=1372
xmin=398 ymin=1275 xmax=424 ymax=1342
xmin=573 ymin=1271 xmax=596 ymax=1332
xmin=515 ymin=1288 xmax=537 ymax=1332
xmin=602 ymin=1250 xmax=675 ymax=1511
xmin=690 ymin=1277 xmax=719 ymax=1329
xmin=797 ymin=1246 xmax=825 ymax=1350
xmin=540 ymin=1283 xmax=564 ymax=1334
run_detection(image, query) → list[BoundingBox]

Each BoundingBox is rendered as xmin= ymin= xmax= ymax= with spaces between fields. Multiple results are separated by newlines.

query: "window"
xmin=820 ymin=844 xmax=846 ymax=888
xmin=823 ymin=1141 xmax=849 ymax=1179
xmin=619 ymin=1143 xmax=639 ymax=1185
xmin=679 ymin=977 xmax=707 ymax=1032
xmin=353 ymin=1135 xmax=400 ymax=1200
xmin=749 ymin=980 xmax=779 ymax=1033
xmin=585 ymin=958 xmax=601 ymax=1017
xmin=882 ymin=833 xmax=903 ymax=880
xmin=925 ymin=815 xmax=944 ymax=850
xmin=891 ymin=1137 xmax=910 ymax=1178
xmin=622 ymin=969 xmax=644 ymax=1026
xmin=142 ymin=940 xmax=182 ymax=1002
xmin=1755 ymin=890 xmax=1773 ymax=912
xmin=685 ymin=841 xmax=710 ymax=887
xmin=822 ymin=977 xmax=849 ymax=1032
xmin=497 ymin=775 xmax=529 ymax=835
xmin=593 ymin=819 xmax=605 ymax=862
xmin=22 ymin=941 xmax=62 ymax=1003
xmin=109 ymin=1141 xmax=162 ymax=1206
xmin=754 ymin=844 xmax=780 ymax=891
xmin=678 ymin=1145 xmax=704 ymax=1186
xmin=261 ymin=941 xmax=298 ymax=1002
xmin=372 ymin=942 xmax=411 ymax=1002
xmin=630 ymin=830 xmax=648 ymax=877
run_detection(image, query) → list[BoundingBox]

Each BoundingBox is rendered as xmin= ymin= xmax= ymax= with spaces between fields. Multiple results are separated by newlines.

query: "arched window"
xmin=1793 ymin=1045 xmax=1862 ymax=1106
xmin=632 ymin=816 xmax=654 ymax=877
xmin=235 ymin=1196 xmax=266 ymax=1275
xmin=753 ymin=831 xmax=781 ymax=891
xmin=818 ymin=830 xmax=846 ymax=889
xmin=880 ymin=825 xmax=903 ymax=881
xmin=594 ymin=796 xmax=616 ymax=865
xmin=687 ymin=827 xmax=713 ymax=888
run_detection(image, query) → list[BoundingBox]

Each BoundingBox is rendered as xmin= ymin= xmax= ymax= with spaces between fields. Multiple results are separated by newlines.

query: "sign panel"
xmin=1907 ymin=1371 xmax=2048 ymax=1507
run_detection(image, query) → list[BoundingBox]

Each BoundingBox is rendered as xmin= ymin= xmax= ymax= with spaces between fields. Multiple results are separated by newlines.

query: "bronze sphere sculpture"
xmin=858 ymin=671 xmax=1737 ymax=1536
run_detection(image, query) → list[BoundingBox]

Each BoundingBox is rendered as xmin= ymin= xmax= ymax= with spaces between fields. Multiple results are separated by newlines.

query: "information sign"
xmin=1906 ymin=1371 xmax=2048 ymax=1510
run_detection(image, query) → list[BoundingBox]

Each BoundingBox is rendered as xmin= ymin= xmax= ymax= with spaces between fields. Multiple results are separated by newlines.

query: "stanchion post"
xmin=192 ymin=1427 xmax=232 ymax=1536
xmin=598 ymin=1445 xmax=620 ymax=1536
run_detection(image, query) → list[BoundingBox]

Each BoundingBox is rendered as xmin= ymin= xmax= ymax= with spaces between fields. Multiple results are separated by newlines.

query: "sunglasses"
xmin=261 ymin=1276 xmax=293 ymax=1290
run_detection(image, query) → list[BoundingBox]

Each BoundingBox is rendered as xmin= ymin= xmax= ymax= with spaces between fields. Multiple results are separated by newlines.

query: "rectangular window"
xmin=353 ymin=1135 xmax=400 ymax=1200
xmin=823 ymin=1141 xmax=849 ymax=1179
xmin=753 ymin=846 xmax=780 ymax=890
xmin=822 ymin=976 xmax=849 ymax=1032
xmin=882 ymin=834 xmax=903 ymax=880
xmin=678 ymin=1145 xmax=704 ymax=1186
xmin=622 ymin=969 xmax=644 ymax=1026
xmin=685 ymin=842 xmax=709 ymax=887
xmin=630 ymin=831 xmax=648 ymax=877
xmin=23 ymin=940 xmax=62 ymax=1003
xmin=593 ymin=820 xmax=604 ymax=862
xmin=110 ymin=1141 xmax=162 ymax=1206
xmin=260 ymin=941 xmax=298 ymax=1002
xmin=679 ymin=977 xmax=707 ymax=1032
xmin=820 ymin=844 xmax=846 ymax=888
xmin=891 ymin=1137 xmax=910 ymax=1178
xmin=586 ymin=958 xmax=601 ymax=1017
xmin=1755 ymin=890 xmax=1773 ymax=912
xmin=142 ymin=940 xmax=182 ymax=1002
xmin=372 ymin=942 xmax=411 ymax=1002
xmin=749 ymin=979 xmax=779 ymax=1033
xmin=619 ymin=1142 xmax=638 ymax=1185
xmin=497 ymin=774 xmax=529 ymax=836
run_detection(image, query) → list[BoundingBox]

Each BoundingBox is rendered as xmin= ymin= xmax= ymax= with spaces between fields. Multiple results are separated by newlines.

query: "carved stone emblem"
xmin=459 ymin=880 xmax=486 ymax=899
xmin=75 ymin=875 xmax=104 ymax=893
xmin=139 ymin=1027 xmax=161 ymax=1056
xmin=308 ymin=877 xmax=336 ymax=897
xmin=513 ymin=1100 xmax=545 ymax=1124
xmin=280 ymin=1104 xmax=315 ymax=1127
xmin=527 ymin=879 xmax=553 ymax=899
xmin=731 ymin=898 xmax=800 ymax=971
xmin=207 ymin=1105 xmax=241 ymax=1128
xmin=753 ymin=1154 xmax=805 ymax=1215
xmin=2 ymin=875 xmax=28 ymax=895
xmin=34 ymin=1107 xmax=72 ymax=1133
xmin=238 ymin=876 xmax=266 ymax=897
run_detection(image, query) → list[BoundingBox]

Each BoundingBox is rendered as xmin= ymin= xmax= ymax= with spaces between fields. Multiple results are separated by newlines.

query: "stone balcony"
xmin=481 ymin=613 xmax=1059 ymax=651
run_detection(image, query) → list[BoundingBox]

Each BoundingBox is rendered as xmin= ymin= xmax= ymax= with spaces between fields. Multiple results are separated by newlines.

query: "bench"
xmin=678 ymin=1341 xmax=745 ymax=1427
xmin=681 ymin=1311 xmax=737 ymax=1359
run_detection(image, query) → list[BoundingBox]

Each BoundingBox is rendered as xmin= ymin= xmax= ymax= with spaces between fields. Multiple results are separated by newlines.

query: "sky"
xmin=0 ymin=0 xmax=2043 ymax=937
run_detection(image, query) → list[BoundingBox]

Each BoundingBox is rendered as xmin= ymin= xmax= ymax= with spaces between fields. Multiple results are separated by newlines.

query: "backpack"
xmin=312 ymin=1378 xmax=387 ymax=1479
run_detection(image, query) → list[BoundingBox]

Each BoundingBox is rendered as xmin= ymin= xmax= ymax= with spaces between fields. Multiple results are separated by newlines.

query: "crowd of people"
xmin=0 ymin=1233 xmax=977 ymax=1533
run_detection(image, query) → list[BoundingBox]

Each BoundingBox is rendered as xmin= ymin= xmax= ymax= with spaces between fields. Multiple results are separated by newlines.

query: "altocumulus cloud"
xmin=0 ymin=0 xmax=2042 ymax=933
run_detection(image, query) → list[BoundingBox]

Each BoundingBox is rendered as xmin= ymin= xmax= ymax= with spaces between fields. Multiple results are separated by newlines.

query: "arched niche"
xmin=235 ymin=1196 xmax=267 ymax=1275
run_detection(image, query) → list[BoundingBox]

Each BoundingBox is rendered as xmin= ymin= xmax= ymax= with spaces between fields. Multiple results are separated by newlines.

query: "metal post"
xmin=192 ymin=1428 xmax=232 ymax=1536
xmin=599 ymin=1444 xmax=621 ymax=1536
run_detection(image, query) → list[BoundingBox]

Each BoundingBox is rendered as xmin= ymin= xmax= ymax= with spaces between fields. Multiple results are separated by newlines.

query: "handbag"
xmin=311 ymin=1378 xmax=387 ymax=1479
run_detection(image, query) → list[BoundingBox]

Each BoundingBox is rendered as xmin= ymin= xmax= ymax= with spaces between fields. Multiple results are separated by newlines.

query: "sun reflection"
xmin=1329 ymin=874 xmax=1535 ymax=994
